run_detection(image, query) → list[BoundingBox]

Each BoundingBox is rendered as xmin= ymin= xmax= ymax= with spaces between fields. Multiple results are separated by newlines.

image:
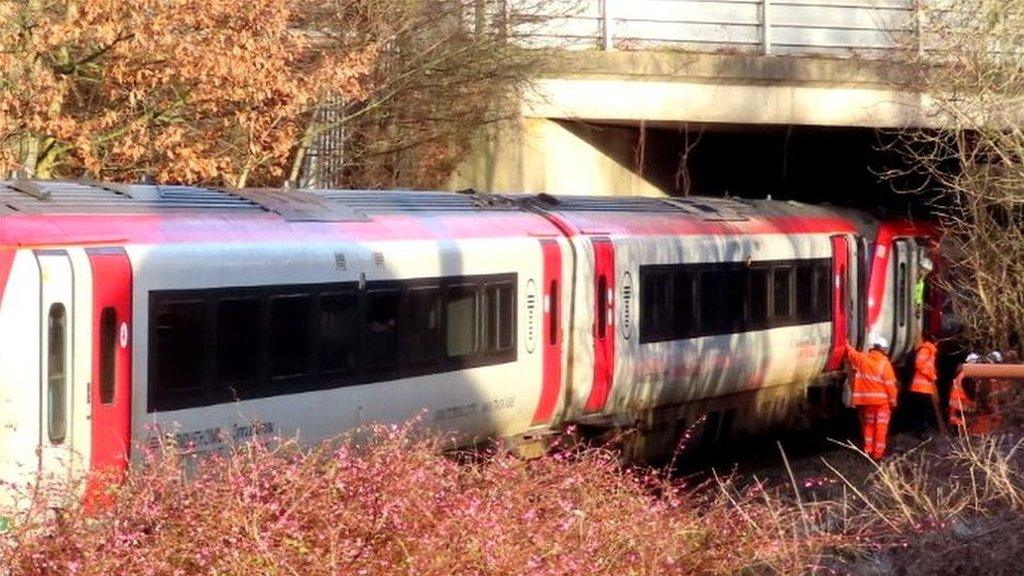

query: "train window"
xmin=596 ymin=275 xmax=608 ymax=339
xmin=699 ymin=270 xmax=723 ymax=332
xmin=721 ymin=268 xmax=745 ymax=332
xmin=640 ymin=270 xmax=672 ymax=342
xmin=147 ymin=273 xmax=516 ymax=412
xmin=153 ymin=300 xmax=205 ymax=393
xmin=485 ymin=283 xmax=515 ymax=352
xmin=446 ymin=284 xmax=478 ymax=359
xmin=814 ymin=263 xmax=831 ymax=321
xmin=672 ymin=270 xmax=695 ymax=337
xmin=897 ymin=261 xmax=908 ymax=328
xmin=99 ymin=306 xmax=117 ymax=404
xmin=772 ymin=267 xmax=794 ymax=320
xmin=796 ymin=265 xmax=815 ymax=323
xmin=270 ymin=295 xmax=311 ymax=379
xmin=547 ymin=280 xmax=558 ymax=346
xmin=366 ymin=289 xmax=400 ymax=369
xmin=319 ymin=291 xmax=358 ymax=375
xmin=217 ymin=298 xmax=261 ymax=390
xmin=406 ymin=286 xmax=441 ymax=365
xmin=748 ymin=268 xmax=769 ymax=328
xmin=47 ymin=303 xmax=67 ymax=444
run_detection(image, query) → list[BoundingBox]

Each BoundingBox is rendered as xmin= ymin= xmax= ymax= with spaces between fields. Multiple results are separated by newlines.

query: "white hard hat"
xmin=871 ymin=335 xmax=890 ymax=352
xmin=965 ymin=352 xmax=982 ymax=364
xmin=920 ymin=256 xmax=934 ymax=273
xmin=987 ymin=351 xmax=1003 ymax=363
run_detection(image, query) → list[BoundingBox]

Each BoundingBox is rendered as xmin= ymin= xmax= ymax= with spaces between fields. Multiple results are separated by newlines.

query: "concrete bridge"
xmin=453 ymin=0 xmax=936 ymax=197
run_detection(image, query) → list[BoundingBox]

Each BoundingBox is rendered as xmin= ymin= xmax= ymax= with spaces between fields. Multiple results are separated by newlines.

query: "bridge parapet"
xmin=516 ymin=0 xmax=918 ymax=59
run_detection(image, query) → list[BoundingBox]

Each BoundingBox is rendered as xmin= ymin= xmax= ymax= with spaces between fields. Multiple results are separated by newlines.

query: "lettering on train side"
xmin=145 ymin=421 xmax=276 ymax=453
xmin=433 ymin=396 xmax=516 ymax=422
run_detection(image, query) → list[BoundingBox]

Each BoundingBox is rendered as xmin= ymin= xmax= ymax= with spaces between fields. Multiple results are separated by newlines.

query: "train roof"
xmin=518 ymin=193 xmax=858 ymax=237
xmin=1 ymin=180 xmax=861 ymax=248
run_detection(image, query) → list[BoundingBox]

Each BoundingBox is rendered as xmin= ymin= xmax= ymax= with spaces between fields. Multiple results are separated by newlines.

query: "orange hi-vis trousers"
xmin=858 ymin=404 xmax=892 ymax=460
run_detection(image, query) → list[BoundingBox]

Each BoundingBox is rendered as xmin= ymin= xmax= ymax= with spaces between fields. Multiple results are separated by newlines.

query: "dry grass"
xmin=3 ymin=419 xmax=1024 ymax=575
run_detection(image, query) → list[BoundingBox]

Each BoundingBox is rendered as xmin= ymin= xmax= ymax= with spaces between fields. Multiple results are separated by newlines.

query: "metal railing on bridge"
xmin=515 ymin=0 xmax=920 ymax=59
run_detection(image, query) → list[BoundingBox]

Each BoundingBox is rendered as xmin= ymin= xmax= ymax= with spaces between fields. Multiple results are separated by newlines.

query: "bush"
xmin=0 ymin=423 xmax=837 ymax=576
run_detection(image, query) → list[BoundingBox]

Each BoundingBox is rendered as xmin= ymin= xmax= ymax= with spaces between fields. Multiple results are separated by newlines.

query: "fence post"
xmin=762 ymin=0 xmax=772 ymax=55
xmin=602 ymin=0 xmax=614 ymax=50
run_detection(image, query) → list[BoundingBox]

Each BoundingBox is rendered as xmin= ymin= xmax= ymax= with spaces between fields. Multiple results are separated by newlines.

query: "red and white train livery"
xmin=0 ymin=180 xmax=938 ymax=491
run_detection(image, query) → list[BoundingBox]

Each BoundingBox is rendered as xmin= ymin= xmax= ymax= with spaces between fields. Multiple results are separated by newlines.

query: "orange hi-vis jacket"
xmin=910 ymin=341 xmax=938 ymax=395
xmin=948 ymin=375 xmax=975 ymax=428
xmin=845 ymin=344 xmax=899 ymax=407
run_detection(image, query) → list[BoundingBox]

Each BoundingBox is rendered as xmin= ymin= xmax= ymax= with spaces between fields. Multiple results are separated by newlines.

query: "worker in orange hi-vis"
xmin=948 ymin=353 xmax=980 ymax=430
xmin=845 ymin=336 xmax=899 ymax=461
xmin=908 ymin=339 xmax=940 ymax=436
xmin=971 ymin=351 xmax=1010 ymax=434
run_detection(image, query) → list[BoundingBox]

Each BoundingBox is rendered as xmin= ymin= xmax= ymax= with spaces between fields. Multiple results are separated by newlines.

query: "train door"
xmin=846 ymin=236 xmax=863 ymax=348
xmin=826 ymin=236 xmax=851 ymax=370
xmin=856 ymin=236 xmax=870 ymax=348
xmin=87 ymin=249 xmax=133 ymax=474
xmin=36 ymin=251 xmax=75 ymax=480
xmin=532 ymin=239 xmax=562 ymax=425
xmin=584 ymin=237 xmax=615 ymax=413
xmin=891 ymin=239 xmax=915 ymax=360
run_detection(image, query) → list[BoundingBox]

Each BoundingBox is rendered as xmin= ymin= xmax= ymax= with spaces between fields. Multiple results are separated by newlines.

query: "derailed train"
xmin=0 ymin=180 xmax=940 ymax=488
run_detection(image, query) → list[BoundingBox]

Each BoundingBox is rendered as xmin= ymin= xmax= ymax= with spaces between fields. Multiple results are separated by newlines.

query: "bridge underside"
xmin=452 ymin=52 xmax=933 ymax=201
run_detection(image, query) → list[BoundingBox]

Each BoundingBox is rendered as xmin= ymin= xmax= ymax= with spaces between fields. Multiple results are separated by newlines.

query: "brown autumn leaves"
xmin=0 ymin=0 xmax=543 ymax=188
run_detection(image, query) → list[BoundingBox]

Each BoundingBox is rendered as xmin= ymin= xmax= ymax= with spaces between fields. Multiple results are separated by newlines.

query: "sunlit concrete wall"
xmin=451 ymin=117 xmax=666 ymax=197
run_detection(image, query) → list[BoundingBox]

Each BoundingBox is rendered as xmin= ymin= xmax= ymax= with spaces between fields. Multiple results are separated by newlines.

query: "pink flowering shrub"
xmin=1 ymin=423 xmax=837 ymax=575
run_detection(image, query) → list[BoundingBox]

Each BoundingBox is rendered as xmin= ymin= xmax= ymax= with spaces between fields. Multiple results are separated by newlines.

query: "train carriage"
xmin=0 ymin=182 xmax=569 ymax=499
xmin=0 ymin=180 xmax=941 ymax=497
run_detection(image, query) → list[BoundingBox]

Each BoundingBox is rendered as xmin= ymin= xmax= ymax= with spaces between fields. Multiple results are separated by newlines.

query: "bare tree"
xmin=289 ymin=0 xmax=571 ymax=190
xmin=891 ymin=0 xmax=1024 ymax=355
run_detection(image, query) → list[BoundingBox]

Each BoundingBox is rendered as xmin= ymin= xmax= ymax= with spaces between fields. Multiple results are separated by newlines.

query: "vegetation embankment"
xmin=4 ymin=421 xmax=1024 ymax=575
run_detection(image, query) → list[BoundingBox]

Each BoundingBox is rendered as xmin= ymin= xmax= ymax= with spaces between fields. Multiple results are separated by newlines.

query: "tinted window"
xmin=748 ymin=269 xmax=769 ymax=327
xmin=148 ymin=273 xmax=516 ymax=412
xmin=406 ymin=287 xmax=441 ymax=364
xmin=814 ymin=263 xmax=831 ymax=321
xmin=47 ymin=303 xmax=67 ymax=444
xmin=721 ymin=269 xmax=745 ymax=331
xmin=485 ymin=283 xmax=515 ymax=352
xmin=639 ymin=259 xmax=830 ymax=343
xmin=772 ymin=267 xmax=793 ymax=319
xmin=672 ymin=270 xmax=694 ymax=336
xmin=446 ymin=284 xmax=478 ymax=358
xmin=796 ymin=265 xmax=815 ymax=322
xmin=366 ymin=290 xmax=400 ymax=369
xmin=641 ymin=271 xmax=672 ymax=341
xmin=153 ymin=301 xmax=204 ymax=392
xmin=217 ymin=298 xmax=261 ymax=387
xmin=99 ymin=306 xmax=117 ymax=404
xmin=700 ymin=270 xmax=723 ymax=332
xmin=319 ymin=291 xmax=358 ymax=374
xmin=897 ymin=261 xmax=908 ymax=328
xmin=270 ymin=295 xmax=311 ymax=378
xmin=596 ymin=275 xmax=608 ymax=338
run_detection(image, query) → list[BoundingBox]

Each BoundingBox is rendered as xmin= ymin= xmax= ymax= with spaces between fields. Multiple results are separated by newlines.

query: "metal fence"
xmin=514 ymin=0 xmax=919 ymax=58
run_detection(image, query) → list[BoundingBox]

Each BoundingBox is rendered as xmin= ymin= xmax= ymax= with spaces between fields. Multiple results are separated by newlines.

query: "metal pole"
xmin=602 ymin=0 xmax=614 ymax=51
xmin=762 ymin=0 xmax=772 ymax=55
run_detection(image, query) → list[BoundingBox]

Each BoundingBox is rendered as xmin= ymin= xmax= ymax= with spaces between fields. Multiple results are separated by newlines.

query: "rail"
xmin=512 ymin=0 xmax=921 ymax=59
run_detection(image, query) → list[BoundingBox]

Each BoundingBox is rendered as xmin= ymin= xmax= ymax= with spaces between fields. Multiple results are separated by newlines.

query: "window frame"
xmin=99 ymin=306 xmax=118 ymax=405
xmin=638 ymin=258 xmax=832 ymax=345
xmin=47 ymin=303 xmax=68 ymax=444
xmin=147 ymin=273 xmax=517 ymax=413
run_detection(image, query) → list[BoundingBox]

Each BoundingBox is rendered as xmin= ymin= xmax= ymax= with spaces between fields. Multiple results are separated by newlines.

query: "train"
xmin=0 ymin=179 xmax=940 ymax=492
